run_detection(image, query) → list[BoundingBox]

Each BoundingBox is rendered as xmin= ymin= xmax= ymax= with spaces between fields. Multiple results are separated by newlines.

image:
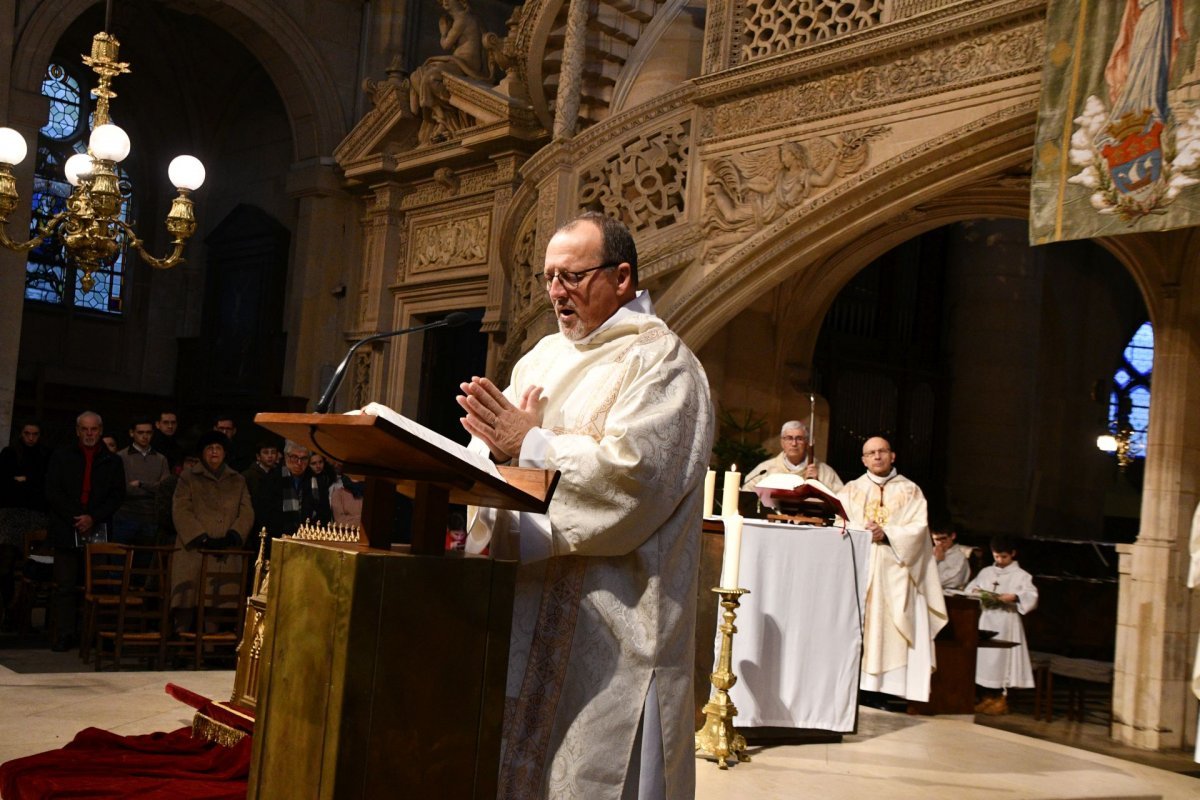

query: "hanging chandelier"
xmin=0 ymin=23 xmax=205 ymax=292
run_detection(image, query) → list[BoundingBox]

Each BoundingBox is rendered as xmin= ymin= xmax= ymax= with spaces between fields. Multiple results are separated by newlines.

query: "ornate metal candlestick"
xmin=695 ymin=587 xmax=751 ymax=769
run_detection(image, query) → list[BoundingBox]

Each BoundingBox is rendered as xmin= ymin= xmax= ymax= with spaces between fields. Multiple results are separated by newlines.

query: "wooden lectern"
xmin=247 ymin=412 xmax=558 ymax=800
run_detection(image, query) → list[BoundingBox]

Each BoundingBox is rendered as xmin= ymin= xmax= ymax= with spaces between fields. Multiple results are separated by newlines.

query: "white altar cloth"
xmin=713 ymin=520 xmax=870 ymax=732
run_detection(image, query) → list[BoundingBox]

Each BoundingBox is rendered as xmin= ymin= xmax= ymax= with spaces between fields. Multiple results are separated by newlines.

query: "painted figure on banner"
xmin=1069 ymin=0 xmax=1200 ymax=219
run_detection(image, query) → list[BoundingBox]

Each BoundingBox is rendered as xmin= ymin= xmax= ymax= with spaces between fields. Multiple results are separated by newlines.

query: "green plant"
xmin=711 ymin=405 xmax=769 ymax=472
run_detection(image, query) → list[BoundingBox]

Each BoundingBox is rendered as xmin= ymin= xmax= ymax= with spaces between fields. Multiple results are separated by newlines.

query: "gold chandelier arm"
xmin=112 ymin=217 xmax=187 ymax=270
xmin=0 ymin=211 xmax=66 ymax=254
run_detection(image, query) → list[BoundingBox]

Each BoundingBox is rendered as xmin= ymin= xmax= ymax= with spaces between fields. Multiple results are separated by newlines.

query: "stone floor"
xmin=1 ymin=643 xmax=1198 ymax=799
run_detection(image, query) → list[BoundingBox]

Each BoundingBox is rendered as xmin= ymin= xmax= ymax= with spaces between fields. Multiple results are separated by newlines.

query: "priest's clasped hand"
xmin=457 ymin=376 xmax=543 ymax=463
xmin=866 ymin=520 xmax=888 ymax=544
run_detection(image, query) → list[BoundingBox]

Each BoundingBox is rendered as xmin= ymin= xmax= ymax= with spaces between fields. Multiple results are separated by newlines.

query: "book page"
xmin=350 ymin=402 xmax=503 ymax=480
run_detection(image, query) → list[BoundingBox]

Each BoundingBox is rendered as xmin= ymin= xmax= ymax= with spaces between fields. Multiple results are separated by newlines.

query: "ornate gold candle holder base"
xmin=695 ymin=587 xmax=751 ymax=769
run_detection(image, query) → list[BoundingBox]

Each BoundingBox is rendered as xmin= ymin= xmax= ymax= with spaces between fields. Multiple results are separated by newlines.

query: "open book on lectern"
xmin=253 ymin=403 xmax=558 ymax=515
xmin=751 ymin=473 xmax=845 ymax=520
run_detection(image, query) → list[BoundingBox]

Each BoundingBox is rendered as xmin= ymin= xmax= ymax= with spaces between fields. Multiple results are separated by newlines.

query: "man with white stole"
xmin=457 ymin=212 xmax=714 ymax=799
xmin=837 ymin=435 xmax=947 ymax=702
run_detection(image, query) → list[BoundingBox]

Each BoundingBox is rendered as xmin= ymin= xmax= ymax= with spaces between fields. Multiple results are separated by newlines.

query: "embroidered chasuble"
xmin=837 ymin=472 xmax=946 ymax=701
xmin=467 ymin=295 xmax=714 ymax=800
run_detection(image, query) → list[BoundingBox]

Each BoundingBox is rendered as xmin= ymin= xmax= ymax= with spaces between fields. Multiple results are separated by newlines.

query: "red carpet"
xmin=0 ymin=726 xmax=250 ymax=799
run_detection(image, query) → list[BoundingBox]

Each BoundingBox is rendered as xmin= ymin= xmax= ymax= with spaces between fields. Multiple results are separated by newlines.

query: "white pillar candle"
xmin=720 ymin=514 xmax=743 ymax=589
xmin=722 ymin=464 xmax=740 ymax=515
xmin=703 ymin=470 xmax=716 ymax=517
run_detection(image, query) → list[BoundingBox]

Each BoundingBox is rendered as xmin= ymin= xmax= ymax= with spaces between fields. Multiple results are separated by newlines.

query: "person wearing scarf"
xmin=44 ymin=411 xmax=126 ymax=651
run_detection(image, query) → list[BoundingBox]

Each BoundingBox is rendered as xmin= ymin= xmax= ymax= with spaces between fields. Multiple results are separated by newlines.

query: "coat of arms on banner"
xmin=1030 ymin=0 xmax=1200 ymax=244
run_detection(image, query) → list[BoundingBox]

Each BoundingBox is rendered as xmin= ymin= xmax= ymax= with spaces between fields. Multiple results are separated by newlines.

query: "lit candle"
xmin=720 ymin=514 xmax=743 ymax=589
xmin=722 ymin=464 xmax=740 ymax=515
xmin=703 ymin=470 xmax=716 ymax=517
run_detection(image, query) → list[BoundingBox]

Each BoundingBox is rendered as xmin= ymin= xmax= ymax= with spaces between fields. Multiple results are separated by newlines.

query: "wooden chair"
xmin=176 ymin=549 xmax=252 ymax=669
xmin=80 ymin=542 xmax=130 ymax=663
xmin=94 ymin=545 xmax=175 ymax=671
xmin=10 ymin=528 xmax=54 ymax=638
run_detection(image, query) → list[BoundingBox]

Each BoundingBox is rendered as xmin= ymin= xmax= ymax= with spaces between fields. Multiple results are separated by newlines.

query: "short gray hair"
xmin=76 ymin=410 xmax=103 ymax=427
xmin=283 ymin=440 xmax=310 ymax=457
xmin=780 ymin=420 xmax=808 ymax=437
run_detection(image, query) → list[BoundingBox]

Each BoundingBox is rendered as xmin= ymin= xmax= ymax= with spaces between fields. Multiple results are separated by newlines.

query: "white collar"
xmin=866 ymin=468 xmax=898 ymax=486
xmin=575 ymin=290 xmax=655 ymax=345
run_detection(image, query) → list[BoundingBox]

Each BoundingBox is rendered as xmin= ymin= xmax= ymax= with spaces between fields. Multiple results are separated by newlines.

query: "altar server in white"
xmin=837 ymin=436 xmax=946 ymax=702
xmin=966 ymin=536 xmax=1038 ymax=714
xmin=458 ymin=212 xmax=714 ymax=800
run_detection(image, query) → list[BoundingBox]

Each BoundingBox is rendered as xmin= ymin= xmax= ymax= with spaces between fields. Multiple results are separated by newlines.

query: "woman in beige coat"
xmin=170 ymin=431 xmax=253 ymax=629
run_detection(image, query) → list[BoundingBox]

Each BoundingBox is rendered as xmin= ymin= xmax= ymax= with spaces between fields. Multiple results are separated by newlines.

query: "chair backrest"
xmin=196 ymin=549 xmax=252 ymax=638
xmin=22 ymin=528 xmax=50 ymax=559
xmin=85 ymin=542 xmax=128 ymax=598
xmin=96 ymin=545 xmax=177 ymax=670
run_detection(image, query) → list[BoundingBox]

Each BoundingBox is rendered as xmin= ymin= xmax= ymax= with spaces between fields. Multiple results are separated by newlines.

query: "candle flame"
xmin=731 ymin=464 xmax=737 ymax=472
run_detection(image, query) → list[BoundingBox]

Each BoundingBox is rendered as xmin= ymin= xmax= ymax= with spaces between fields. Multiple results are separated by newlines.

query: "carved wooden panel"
xmin=577 ymin=119 xmax=690 ymax=235
xmin=738 ymin=0 xmax=887 ymax=63
xmin=408 ymin=213 xmax=491 ymax=274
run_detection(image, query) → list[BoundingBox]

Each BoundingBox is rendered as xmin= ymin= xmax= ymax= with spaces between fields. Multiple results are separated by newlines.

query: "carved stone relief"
xmin=408 ymin=0 xmax=495 ymax=144
xmin=704 ymin=21 xmax=1042 ymax=141
xmin=409 ymin=214 xmax=491 ymax=273
xmin=401 ymin=168 xmax=495 ymax=209
xmin=350 ymin=350 xmax=372 ymax=411
xmin=738 ymin=0 xmax=887 ymax=63
xmin=578 ymin=120 xmax=690 ymax=235
xmin=703 ymin=126 xmax=889 ymax=260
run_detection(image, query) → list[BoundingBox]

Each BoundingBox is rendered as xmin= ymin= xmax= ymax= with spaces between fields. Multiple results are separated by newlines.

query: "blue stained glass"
xmin=38 ymin=65 xmax=81 ymax=140
xmin=1125 ymin=322 xmax=1154 ymax=373
xmin=1107 ymin=322 xmax=1153 ymax=460
xmin=25 ymin=62 xmax=125 ymax=315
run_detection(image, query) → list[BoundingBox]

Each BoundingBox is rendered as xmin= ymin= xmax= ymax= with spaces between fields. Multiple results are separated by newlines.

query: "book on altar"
xmin=752 ymin=473 xmax=845 ymax=519
xmin=347 ymin=401 xmax=504 ymax=480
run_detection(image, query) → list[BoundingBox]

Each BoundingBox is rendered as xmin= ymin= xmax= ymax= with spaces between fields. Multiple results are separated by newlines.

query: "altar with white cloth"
xmin=710 ymin=519 xmax=870 ymax=733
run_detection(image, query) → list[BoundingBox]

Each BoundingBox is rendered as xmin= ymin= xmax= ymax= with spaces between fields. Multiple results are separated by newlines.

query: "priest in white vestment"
xmin=459 ymin=212 xmax=715 ymax=799
xmin=742 ymin=420 xmax=843 ymax=492
xmin=837 ymin=436 xmax=946 ymax=702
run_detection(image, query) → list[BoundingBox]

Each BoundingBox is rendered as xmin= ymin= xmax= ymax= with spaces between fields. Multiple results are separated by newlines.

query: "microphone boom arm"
xmin=314 ymin=312 xmax=470 ymax=414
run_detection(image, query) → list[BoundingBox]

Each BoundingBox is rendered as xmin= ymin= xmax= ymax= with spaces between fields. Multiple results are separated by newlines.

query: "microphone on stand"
xmin=314 ymin=311 xmax=472 ymax=414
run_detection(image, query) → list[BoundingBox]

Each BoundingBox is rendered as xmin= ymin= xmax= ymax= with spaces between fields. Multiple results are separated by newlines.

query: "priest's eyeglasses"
xmin=543 ymin=262 xmax=620 ymax=291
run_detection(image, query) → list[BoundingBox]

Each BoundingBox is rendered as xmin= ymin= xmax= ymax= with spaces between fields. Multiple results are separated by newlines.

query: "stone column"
xmin=1112 ymin=276 xmax=1200 ymax=751
xmin=552 ymin=0 xmax=589 ymax=140
xmin=0 ymin=83 xmax=47 ymax=446
xmin=281 ymin=160 xmax=358 ymax=407
xmin=350 ymin=182 xmax=405 ymax=410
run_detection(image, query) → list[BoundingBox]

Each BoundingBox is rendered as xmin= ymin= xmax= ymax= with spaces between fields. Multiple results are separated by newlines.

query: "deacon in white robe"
xmin=966 ymin=543 xmax=1038 ymax=689
xmin=837 ymin=436 xmax=946 ymax=702
xmin=459 ymin=212 xmax=714 ymax=800
xmin=742 ymin=420 xmax=843 ymax=492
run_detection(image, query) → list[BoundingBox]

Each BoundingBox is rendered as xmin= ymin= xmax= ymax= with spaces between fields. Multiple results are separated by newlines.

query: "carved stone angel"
xmin=409 ymin=0 xmax=493 ymax=143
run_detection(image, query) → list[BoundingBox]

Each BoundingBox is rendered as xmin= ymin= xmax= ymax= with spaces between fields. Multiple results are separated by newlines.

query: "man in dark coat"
xmin=44 ymin=411 xmax=125 ymax=651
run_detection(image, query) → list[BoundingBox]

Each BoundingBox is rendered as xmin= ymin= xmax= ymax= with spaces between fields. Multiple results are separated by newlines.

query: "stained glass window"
xmin=23 ymin=62 xmax=127 ymax=315
xmin=1108 ymin=321 xmax=1152 ymax=456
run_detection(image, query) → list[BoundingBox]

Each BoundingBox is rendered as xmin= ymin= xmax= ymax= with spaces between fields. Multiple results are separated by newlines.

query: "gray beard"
xmin=558 ymin=316 xmax=585 ymax=340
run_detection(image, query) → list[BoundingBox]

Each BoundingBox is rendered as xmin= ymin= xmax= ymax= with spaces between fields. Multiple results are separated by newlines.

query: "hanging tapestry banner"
xmin=1030 ymin=0 xmax=1200 ymax=244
